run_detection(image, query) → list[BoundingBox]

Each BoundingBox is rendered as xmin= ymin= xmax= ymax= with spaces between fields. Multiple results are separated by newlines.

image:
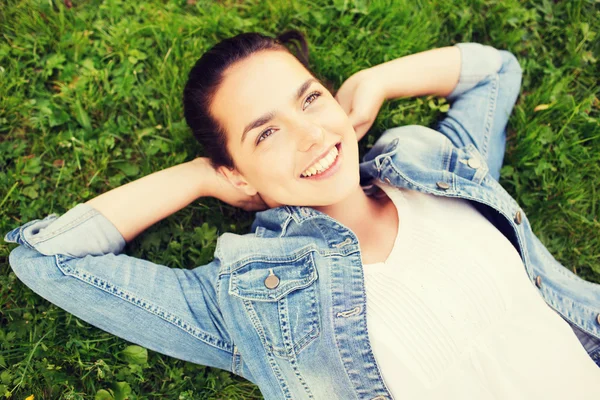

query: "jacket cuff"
xmin=3 ymin=203 xmax=126 ymax=257
xmin=448 ymin=42 xmax=503 ymax=101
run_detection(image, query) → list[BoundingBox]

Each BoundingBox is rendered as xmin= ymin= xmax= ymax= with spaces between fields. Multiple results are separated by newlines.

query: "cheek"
xmin=254 ymin=153 xmax=295 ymax=181
xmin=319 ymin=102 xmax=352 ymax=129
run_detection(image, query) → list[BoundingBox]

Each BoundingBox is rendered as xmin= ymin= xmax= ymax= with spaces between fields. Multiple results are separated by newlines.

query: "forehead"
xmin=211 ymin=50 xmax=313 ymax=142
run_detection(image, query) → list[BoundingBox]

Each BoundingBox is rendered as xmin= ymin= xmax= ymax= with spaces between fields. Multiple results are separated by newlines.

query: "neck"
xmin=312 ymin=184 xmax=386 ymax=235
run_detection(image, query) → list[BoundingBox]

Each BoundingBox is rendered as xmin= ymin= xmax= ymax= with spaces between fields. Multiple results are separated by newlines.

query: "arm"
xmin=4 ymin=157 xmax=266 ymax=258
xmin=436 ymin=44 xmax=523 ymax=180
xmin=335 ymin=46 xmax=461 ymax=142
xmin=3 ymin=158 xmax=239 ymax=374
xmin=366 ymin=46 xmax=461 ymax=101
xmin=85 ymin=157 xmax=214 ymax=244
xmin=337 ymin=43 xmax=522 ymax=179
xmin=3 ymin=158 xmax=218 ymax=258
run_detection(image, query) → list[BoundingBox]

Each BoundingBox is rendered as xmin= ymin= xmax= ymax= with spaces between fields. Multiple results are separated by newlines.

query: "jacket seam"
xmin=481 ymin=73 xmax=499 ymax=159
xmin=225 ymin=246 xmax=318 ymax=274
xmin=27 ymin=208 xmax=98 ymax=246
xmin=55 ymin=254 xmax=234 ymax=354
xmin=243 ymin=299 xmax=293 ymax=399
xmin=542 ymin=284 xmax=600 ymax=341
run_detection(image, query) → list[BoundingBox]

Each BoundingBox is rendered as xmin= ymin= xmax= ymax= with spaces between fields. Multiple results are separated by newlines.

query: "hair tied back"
xmin=276 ymin=29 xmax=310 ymax=69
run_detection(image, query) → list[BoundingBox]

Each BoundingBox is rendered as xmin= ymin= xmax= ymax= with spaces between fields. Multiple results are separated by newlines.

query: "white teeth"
xmin=301 ymin=145 xmax=339 ymax=177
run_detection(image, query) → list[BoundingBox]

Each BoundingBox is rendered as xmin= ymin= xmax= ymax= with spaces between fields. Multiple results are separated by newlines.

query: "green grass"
xmin=1 ymin=0 xmax=599 ymax=398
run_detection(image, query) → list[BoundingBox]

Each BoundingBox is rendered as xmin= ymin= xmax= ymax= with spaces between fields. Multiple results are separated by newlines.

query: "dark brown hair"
xmin=183 ymin=30 xmax=317 ymax=170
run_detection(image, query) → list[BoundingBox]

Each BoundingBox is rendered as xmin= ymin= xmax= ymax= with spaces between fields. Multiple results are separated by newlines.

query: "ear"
xmin=217 ymin=165 xmax=259 ymax=196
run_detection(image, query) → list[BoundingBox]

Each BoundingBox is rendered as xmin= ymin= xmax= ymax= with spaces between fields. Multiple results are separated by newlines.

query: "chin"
xmin=313 ymin=176 xmax=361 ymax=207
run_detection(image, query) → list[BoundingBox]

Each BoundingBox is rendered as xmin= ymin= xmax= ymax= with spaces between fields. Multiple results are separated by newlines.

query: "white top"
xmin=362 ymin=182 xmax=600 ymax=399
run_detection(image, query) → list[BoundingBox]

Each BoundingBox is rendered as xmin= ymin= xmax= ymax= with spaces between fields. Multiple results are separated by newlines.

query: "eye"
xmin=303 ymin=91 xmax=322 ymax=110
xmin=256 ymin=90 xmax=323 ymax=145
xmin=257 ymin=128 xmax=276 ymax=144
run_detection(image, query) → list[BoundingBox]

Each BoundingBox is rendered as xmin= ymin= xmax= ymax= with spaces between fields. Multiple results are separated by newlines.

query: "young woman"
xmin=6 ymin=30 xmax=600 ymax=399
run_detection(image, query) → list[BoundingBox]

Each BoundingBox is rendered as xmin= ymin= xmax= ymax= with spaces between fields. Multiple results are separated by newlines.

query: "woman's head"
xmin=183 ymin=31 xmax=360 ymax=209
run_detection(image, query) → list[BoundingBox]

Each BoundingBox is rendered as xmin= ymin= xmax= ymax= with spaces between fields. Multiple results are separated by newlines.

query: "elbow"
xmin=499 ymin=50 xmax=523 ymax=77
xmin=8 ymin=245 xmax=59 ymax=294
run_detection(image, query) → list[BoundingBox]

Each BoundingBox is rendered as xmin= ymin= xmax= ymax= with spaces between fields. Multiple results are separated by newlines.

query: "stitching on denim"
xmin=174 ymin=267 xmax=231 ymax=347
xmin=215 ymin=272 xmax=222 ymax=305
xmin=292 ymin=325 xmax=320 ymax=355
xmin=543 ymin=287 xmax=600 ymax=341
xmin=281 ymin=308 xmax=316 ymax=399
xmin=356 ymin=252 xmax=393 ymax=398
xmin=333 ymin=238 xmax=352 ymax=248
xmin=481 ymin=74 xmax=499 ymax=158
xmin=540 ymin=254 xmax=600 ymax=289
xmin=278 ymin=295 xmax=292 ymax=356
xmin=337 ymin=306 xmax=362 ymax=318
xmin=310 ymin=216 xmax=359 ymax=255
xmin=291 ymin=272 xmax=321 ymax=357
xmin=332 ymin=251 xmax=391 ymax=398
xmin=229 ymin=254 xmax=317 ymax=302
xmin=27 ymin=208 xmax=98 ymax=245
xmin=279 ymin=213 xmax=293 ymax=238
xmin=243 ymin=299 xmax=293 ymax=399
xmin=288 ymin=357 xmax=315 ymax=399
xmin=270 ymin=327 xmax=320 ymax=360
xmin=463 ymin=144 xmax=489 ymax=185
xmin=55 ymin=254 xmax=234 ymax=353
xmin=237 ymin=265 xmax=320 ymax=360
xmin=12 ymin=217 xmax=55 ymax=247
xmin=441 ymin=139 xmax=452 ymax=173
xmin=330 ymin=271 xmax=356 ymax=391
xmin=228 ymin=246 xmax=317 ymax=274
xmin=231 ymin=345 xmax=243 ymax=376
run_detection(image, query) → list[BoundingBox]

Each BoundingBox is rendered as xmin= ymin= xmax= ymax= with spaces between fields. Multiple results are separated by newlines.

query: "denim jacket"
xmin=5 ymin=43 xmax=600 ymax=400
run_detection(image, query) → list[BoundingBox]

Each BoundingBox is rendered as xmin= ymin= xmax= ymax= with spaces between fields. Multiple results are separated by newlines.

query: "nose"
xmin=295 ymin=119 xmax=325 ymax=152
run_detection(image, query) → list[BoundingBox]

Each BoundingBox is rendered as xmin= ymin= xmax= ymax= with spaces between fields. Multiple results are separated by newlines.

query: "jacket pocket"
xmin=229 ymin=251 xmax=320 ymax=359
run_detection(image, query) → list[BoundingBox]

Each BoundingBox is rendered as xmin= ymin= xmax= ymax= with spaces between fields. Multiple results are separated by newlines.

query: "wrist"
xmin=189 ymin=157 xmax=217 ymax=199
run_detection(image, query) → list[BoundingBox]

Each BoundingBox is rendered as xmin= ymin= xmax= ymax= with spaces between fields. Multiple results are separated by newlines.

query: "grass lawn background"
xmin=1 ymin=0 xmax=599 ymax=398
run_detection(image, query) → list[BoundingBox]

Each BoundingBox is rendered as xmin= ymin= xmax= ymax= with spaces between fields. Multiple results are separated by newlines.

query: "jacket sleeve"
xmin=436 ymin=42 xmax=523 ymax=181
xmin=4 ymin=203 xmax=236 ymax=374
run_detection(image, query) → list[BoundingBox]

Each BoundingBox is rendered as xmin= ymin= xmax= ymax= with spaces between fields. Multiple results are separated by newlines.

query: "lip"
xmin=299 ymin=142 xmax=342 ymax=180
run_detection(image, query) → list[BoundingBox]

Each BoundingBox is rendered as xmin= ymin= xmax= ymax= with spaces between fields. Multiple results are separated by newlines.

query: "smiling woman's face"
xmin=210 ymin=49 xmax=361 ymax=209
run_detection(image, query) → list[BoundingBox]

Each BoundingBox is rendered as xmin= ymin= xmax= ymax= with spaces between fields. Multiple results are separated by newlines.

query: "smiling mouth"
xmin=299 ymin=142 xmax=342 ymax=178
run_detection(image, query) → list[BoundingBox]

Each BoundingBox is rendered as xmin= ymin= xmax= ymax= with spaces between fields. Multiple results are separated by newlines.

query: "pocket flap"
xmin=229 ymin=252 xmax=317 ymax=302
xmin=450 ymin=143 xmax=489 ymax=185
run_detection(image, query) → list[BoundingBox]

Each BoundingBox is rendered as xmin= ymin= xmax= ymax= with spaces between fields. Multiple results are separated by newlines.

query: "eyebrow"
xmin=240 ymin=77 xmax=320 ymax=145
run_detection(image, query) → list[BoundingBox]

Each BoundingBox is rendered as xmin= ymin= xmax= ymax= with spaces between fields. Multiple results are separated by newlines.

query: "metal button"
xmin=436 ymin=181 xmax=450 ymax=190
xmin=596 ymin=314 xmax=600 ymax=326
xmin=535 ymin=275 xmax=542 ymax=288
xmin=384 ymin=177 xmax=391 ymax=184
xmin=514 ymin=210 xmax=522 ymax=225
xmin=264 ymin=269 xmax=280 ymax=289
xmin=467 ymin=158 xmax=481 ymax=169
